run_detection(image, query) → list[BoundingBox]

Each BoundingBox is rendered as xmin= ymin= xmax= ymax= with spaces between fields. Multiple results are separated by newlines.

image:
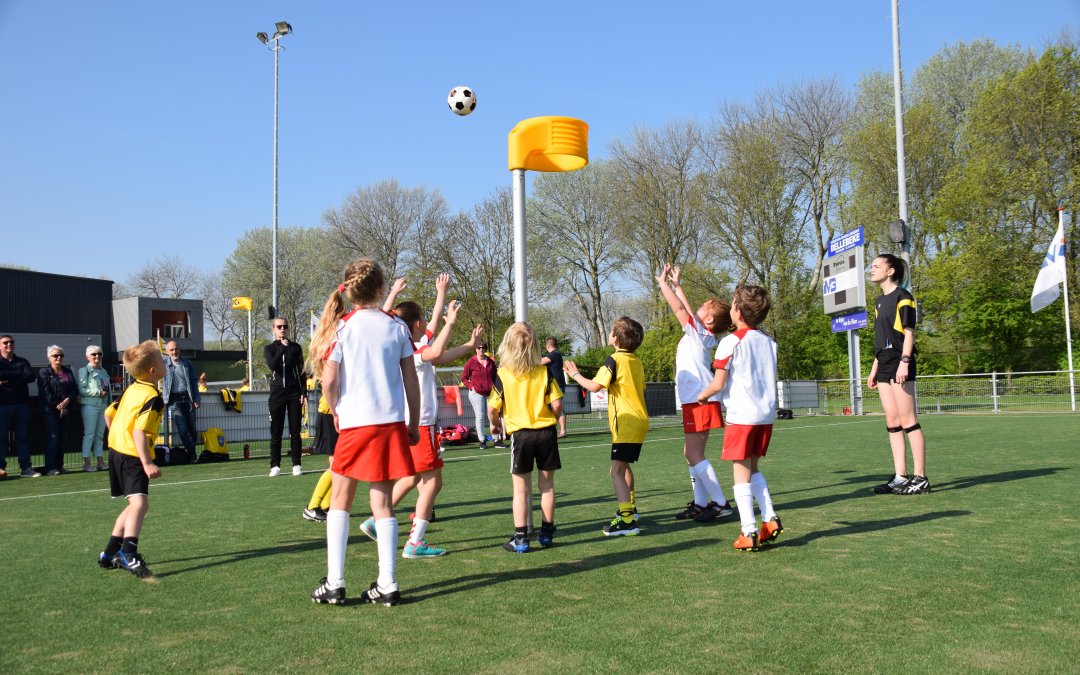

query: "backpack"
xmin=438 ymin=424 xmax=470 ymax=446
xmin=154 ymin=445 xmax=191 ymax=466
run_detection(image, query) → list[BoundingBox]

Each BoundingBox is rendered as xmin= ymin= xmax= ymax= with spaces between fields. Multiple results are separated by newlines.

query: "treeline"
xmin=119 ymin=39 xmax=1079 ymax=380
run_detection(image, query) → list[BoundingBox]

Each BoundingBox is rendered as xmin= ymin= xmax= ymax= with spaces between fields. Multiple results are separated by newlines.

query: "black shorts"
xmin=313 ymin=412 xmax=339 ymax=456
xmin=611 ymin=443 xmax=642 ymax=463
xmin=509 ymin=426 xmax=561 ymax=474
xmin=874 ymin=352 xmax=917 ymax=384
xmin=109 ymin=449 xmax=150 ymax=498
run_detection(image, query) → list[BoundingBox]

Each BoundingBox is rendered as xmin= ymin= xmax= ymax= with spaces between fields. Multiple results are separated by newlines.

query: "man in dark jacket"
xmin=0 ymin=335 xmax=40 ymax=478
xmin=264 ymin=318 xmax=305 ymax=477
xmin=163 ymin=340 xmax=201 ymax=463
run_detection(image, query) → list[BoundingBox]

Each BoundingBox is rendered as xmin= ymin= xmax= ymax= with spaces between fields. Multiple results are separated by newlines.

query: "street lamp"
xmin=255 ymin=20 xmax=292 ymax=318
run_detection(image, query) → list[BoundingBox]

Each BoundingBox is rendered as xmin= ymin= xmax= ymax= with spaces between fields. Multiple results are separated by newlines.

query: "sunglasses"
xmin=275 ymin=324 xmax=289 ymax=329
xmin=51 ymin=354 xmax=64 ymax=358
xmin=89 ymin=353 xmax=103 ymax=357
xmin=0 ymin=341 xmax=13 ymax=345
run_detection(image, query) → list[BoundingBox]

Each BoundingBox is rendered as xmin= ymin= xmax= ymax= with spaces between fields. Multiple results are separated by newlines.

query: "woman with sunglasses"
xmin=38 ymin=345 xmax=78 ymax=475
xmin=77 ymin=345 xmax=111 ymax=472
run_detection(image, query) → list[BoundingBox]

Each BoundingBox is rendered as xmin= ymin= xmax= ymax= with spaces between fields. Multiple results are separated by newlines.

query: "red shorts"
xmin=408 ymin=425 xmax=443 ymax=473
xmin=682 ymin=401 xmax=724 ymax=434
xmin=721 ymin=423 xmax=773 ymax=461
xmin=332 ymin=422 xmax=415 ymax=482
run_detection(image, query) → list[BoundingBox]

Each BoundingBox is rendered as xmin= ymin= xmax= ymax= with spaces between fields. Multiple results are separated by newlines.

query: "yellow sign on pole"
xmin=232 ymin=297 xmax=253 ymax=311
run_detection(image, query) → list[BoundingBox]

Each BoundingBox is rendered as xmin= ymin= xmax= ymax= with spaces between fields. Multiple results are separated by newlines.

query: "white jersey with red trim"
xmin=675 ymin=315 xmax=720 ymax=406
xmin=412 ymin=330 xmax=438 ymax=427
xmin=327 ymin=308 xmax=415 ymax=429
xmin=712 ymin=328 xmax=777 ymax=425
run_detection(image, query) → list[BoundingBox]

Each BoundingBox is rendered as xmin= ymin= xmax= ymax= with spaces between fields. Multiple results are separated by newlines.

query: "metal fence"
xmin=8 ymin=370 xmax=1075 ymax=473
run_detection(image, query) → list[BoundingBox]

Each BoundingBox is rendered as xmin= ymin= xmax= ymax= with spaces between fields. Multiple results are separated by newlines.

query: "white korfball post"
xmin=512 ymin=169 xmax=529 ymax=322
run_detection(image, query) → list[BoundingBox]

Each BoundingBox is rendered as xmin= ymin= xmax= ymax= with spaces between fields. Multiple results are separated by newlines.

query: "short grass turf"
xmin=1 ymin=414 xmax=1078 ymax=673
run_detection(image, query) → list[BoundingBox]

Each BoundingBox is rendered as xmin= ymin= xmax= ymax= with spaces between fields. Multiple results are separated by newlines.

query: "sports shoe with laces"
xmin=873 ymin=475 xmax=908 ymax=494
xmin=676 ymin=501 xmax=706 ymax=519
xmin=268 ymin=466 xmax=281 ymax=477
xmin=21 ymin=468 xmax=42 ymax=478
xmin=97 ymin=552 xmax=119 ymax=569
xmin=303 ymin=507 xmax=327 ymax=522
xmin=493 ymin=439 xmax=507 ymax=448
xmin=359 ymin=517 xmax=377 ymax=541
xmin=896 ymin=475 xmax=931 ymax=495
xmin=693 ymin=501 xmax=733 ymax=522
xmin=116 ymin=550 xmax=155 ymax=579
xmin=359 ymin=581 xmax=400 ymax=606
xmin=292 ymin=465 xmax=303 ymax=476
xmin=503 ymin=535 xmax=530 ymax=553
xmin=602 ymin=517 xmax=640 ymax=537
xmin=403 ymin=540 xmax=446 ymax=558
xmin=733 ymin=531 xmax=760 ymax=552
xmin=759 ymin=516 xmax=784 ymax=545
xmin=538 ymin=523 xmax=556 ymax=548
xmin=310 ymin=577 xmax=346 ymax=605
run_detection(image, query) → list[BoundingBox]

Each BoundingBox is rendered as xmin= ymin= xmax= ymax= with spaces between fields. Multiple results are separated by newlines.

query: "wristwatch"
xmin=900 ymin=355 xmax=912 ymax=363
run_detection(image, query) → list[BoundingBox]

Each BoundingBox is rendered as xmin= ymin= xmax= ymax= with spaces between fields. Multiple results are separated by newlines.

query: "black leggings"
xmin=268 ymin=393 xmax=302 ymax=468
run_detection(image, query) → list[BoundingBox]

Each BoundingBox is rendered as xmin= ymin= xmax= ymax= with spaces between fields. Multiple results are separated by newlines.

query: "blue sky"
xmin=1 ymin=1 xmax=1075 ymax=284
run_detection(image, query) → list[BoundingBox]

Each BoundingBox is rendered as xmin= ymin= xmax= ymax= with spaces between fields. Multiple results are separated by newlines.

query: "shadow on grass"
xmin=931 ymin=467 xmax=1067 ymax=492
xmin=153 ymin=536 xmax=368 ymax=577
xmin=402 ymin=538 xmax=717 ymax=604
xmin=777 ymin=509 xmax=972 ymax=548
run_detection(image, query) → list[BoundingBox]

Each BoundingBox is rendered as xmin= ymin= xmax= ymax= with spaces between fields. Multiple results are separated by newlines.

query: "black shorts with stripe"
xmin=611 ymin=443 xmax=642 ymax=463
xmin=874 ymin=350 xmax=917 ymax=384
xmin=109 ymin=449 xmax=150 ymax=498
xmin=509 ymin=426 xmax=561 ymax=474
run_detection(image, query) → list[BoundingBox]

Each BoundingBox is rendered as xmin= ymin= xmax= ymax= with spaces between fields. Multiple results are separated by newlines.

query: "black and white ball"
xmin=447 ymin=86 xmax=477 ymax=116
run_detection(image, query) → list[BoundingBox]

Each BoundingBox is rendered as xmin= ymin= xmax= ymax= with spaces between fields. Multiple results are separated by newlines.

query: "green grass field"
xmin=1 ymin=414 xmax=1078 ymax=673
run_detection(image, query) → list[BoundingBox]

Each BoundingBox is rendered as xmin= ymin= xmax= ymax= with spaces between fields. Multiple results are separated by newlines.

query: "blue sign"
xmin=831 ymin=310 xmax=868 ymax=333
xmin=828 ymin=227 xmax=865 ymax=256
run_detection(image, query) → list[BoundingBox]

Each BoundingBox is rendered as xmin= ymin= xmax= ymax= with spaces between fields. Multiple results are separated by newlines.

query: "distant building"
xmin=112 ymin=296 xmax=204 ymax=352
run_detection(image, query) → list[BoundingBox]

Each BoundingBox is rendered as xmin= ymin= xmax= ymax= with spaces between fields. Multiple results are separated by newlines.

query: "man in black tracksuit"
xmin=263 ymin=318 xmax=306 ymax=477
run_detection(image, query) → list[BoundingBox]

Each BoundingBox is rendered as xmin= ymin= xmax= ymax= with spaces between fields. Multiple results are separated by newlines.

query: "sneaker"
xmin=303 ymin=507 xmax=328 ymax=522
xmin=760 ymin=516 xmax=784 ymax=545
xmin=479 ymin=442 xmax=488 ymax=449
xmin=538 ymin=523 xmax=556 ymax=548
xmin=310 ymin=577 xmax=346 ymax=605
xmin=20 ymin=468 xmax=41 ymax=478
xmin=602 ymin=517 xmax=640 ymax=537
xmin=493 ymin=439 xmax=507 ymax=448
xmin=359 ymin=581 xmax=400 ymax=606
xmin=676 ymin=501 xmax=706 ymax=520
xmin=46 ymin=469 xmax=61 ymax=476
xmin=97 ymin=552 xmax=119 ymax=569
xmin=292 ymin=465 xmax=303 ymax=476
xmin=84 ymin=464 xmax=98 ymax=473
xmin=359 ymin=517 xmax=377 ymax=541
xmin=733 ymin=531 xmax=760 ymax=552
xmin=873 ymin=475 xmax=908 ymax=494
xmin=693 ymin=501 xmax=733 ymax=523
xmin=503 ymin=535 xmax=530 ymax=553
xmin=96 ymin=462 xmax=107 ymax=471
xmin=116 ymin=550 xmax=155 ymax=579
xmin=269 ymin=466 xmax=281 ymax=477
xmin=403 ymin=540 xmax=446 ymax=558
xmin=896 ymin=475 xmax=931 ymax=495
xmin=632 ymin=506 xmax=639 ymax=522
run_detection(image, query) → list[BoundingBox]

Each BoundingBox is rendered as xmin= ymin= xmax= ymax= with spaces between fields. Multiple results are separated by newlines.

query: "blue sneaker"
xmin=502 ymin=535 xmax=530 ymax=553
xmin=116 ymin=550 xmax=154 ymax=579
xmin=359 ymin=517 xmax=377 ymax=541
xmin=538 ymin=524 xmax=556 ymax=548
xmin=402 ymin=540 xmax=446 ymax=559
xmin=97 ymin=552 xmax=119 ymax=570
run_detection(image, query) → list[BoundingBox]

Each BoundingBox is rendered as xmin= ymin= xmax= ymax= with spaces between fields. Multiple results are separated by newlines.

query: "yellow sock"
xmin=618 ymin=501 xmax=635 ymax=523
xmin=308 ymin=469 xmax=333 ymax=510
xmin=629 ymin=490 xmax=636 ymax=509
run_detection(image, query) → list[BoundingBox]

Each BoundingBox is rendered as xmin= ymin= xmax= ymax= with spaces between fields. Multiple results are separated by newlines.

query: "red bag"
xmin=438 ymin=424 xmax=470 ymax=446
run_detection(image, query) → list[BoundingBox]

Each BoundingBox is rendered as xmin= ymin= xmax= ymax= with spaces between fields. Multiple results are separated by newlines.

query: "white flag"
xmin=1031 ymin=222 xmax=1066 ymax=313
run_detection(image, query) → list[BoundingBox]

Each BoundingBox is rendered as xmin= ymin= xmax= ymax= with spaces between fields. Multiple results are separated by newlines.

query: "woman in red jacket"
xmin=461 ymin=344 xmax=502 ymax=448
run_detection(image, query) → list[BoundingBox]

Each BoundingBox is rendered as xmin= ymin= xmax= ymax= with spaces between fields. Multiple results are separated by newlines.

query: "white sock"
xmin=409 ymin=518 xmax=429 ymax=545
xmin=733 ymin=483 xmax=756 ymax=535
xmin=892 ymin=473 xmax=906 ymax=484
xmin=325 ymin=509 xmax=349 ymax=588
xmin=375 ymin=517 xmax=398 ymax=591
xmin=692 ymin=460 xmax=728 ymax=505
xmin=750 ymin=471 xmax=776 ymax=521
xmin=690 ymin=466 xmax=708 ymax=506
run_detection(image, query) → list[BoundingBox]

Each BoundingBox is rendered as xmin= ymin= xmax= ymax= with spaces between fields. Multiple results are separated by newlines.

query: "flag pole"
xmin=1060 ymin=208 xmax=1075 ymax=411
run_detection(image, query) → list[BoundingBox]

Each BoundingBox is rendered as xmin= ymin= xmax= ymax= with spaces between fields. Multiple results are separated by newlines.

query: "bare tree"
xmin=200 ymin=271 xmax=241 ymax=350
xmin=124 ymin=255 xmax=202 ymax=298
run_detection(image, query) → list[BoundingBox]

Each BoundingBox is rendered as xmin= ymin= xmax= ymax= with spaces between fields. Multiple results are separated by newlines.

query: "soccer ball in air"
xmin=447 ymin=86 xmax=477 ymax=116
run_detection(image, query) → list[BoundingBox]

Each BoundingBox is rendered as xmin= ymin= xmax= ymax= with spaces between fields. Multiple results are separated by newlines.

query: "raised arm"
xmin=435 ymin=323 xmax=484 ymax=366
xmin=426 ymin=273 xmax=450 ymax=336
xmin=382 ymin=277 xmax=408 ymax=313
xmin=656 ymin=263 xmax=691 ymax=325
xmin=420 ymin=299 xmax=461 ymax=363
xmin=670 ymin=266 xmax=696 ymax=318
xmin=564 ymin=360 xmax=603 ymax=393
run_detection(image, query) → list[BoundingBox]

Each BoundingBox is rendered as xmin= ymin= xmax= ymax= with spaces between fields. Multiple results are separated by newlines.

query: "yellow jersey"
xmin=489 ymin=366 xmax=562 ymax=436
xmin=592 ymin=350 xmax=649 ymax=444
xmin=105 ymin=380 xmax=164 ymax=461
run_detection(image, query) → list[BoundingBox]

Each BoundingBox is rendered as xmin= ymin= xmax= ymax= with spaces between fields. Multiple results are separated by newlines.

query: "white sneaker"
xmin=292 ymin=465 xmax=303 ymax=476
xmin=269 ymin=466 xmax=282 ymax=477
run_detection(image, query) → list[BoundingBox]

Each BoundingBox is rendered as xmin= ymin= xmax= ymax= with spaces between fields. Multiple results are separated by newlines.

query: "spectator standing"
xmin=38 ymin=345 xmax=78 ymax=475
xmin=77 ymin=345 xmax=111 ymax=472
xmin=162 ymin=341 xmax=201 ymax=463
xmin=0 ymin=335 xmax=39 ymax=478
xmin=264 ymin=318 xmax=305 ymax=476
xmin=197 ymin=372 xmax=208 ymax=393
xmin=540 ymin=337 xmax=568 ymax=437
xmin=461 ymin=343 xmax=500 ymax=448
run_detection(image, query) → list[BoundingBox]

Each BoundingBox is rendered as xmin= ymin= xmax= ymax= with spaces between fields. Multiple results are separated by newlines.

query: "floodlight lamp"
xmin=888 ymin=219 xmax=907 ymax=244
xmin=275 ymin=21 xmax=292 ymax=35
xmin=256 ymin=32 xmax=269 ymax=44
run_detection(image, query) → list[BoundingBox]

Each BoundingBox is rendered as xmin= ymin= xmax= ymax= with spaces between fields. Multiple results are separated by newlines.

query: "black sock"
xmin=514 ymin=526 xmax=527 ymax=540
xmin=104 ymin=535 xmax=123 ymax=556
xmin=121 ymin=537 xmax=139 ymax=554
xmin=541 ymin=520 xmax=554 ymax=530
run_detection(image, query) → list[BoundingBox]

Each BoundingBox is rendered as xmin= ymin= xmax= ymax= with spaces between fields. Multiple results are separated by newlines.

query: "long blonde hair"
xmin=306 ymin=258 xmax=386 ymax=379
xmin=496 ymin=322 xmax=541 ymax=375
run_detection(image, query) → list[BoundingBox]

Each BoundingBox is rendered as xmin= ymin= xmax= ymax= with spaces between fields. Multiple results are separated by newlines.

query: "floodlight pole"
xmin=256 ymin=22 xmax=291 ymax=317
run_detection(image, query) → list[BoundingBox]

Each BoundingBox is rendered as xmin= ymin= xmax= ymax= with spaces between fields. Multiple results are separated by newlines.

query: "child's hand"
xmin=468 ymin=324 xmax=484 ymax=348
xmin=390 ymin=277 xmax=408 ymax=295
xmin=445 ymin=300 xmax=462 ymax=323
xmin=655 ymin=263 xmax=671 ymax=285
xmin=564 ymin=360 xmax=579 ymax=376
xmin=144 ymin=462 xmax=162 ymax=479
xmin=435 ymin=273 xmax=450 ymax=294
xmin=671 ymin=266 xmax=682 ymax=286
xmin=407 ymin=423 xmax=420 ymax=446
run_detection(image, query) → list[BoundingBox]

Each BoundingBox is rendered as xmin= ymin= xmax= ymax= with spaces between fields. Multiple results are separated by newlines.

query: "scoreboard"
xmin=822 ymin=227 xmax=866 ymax=315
